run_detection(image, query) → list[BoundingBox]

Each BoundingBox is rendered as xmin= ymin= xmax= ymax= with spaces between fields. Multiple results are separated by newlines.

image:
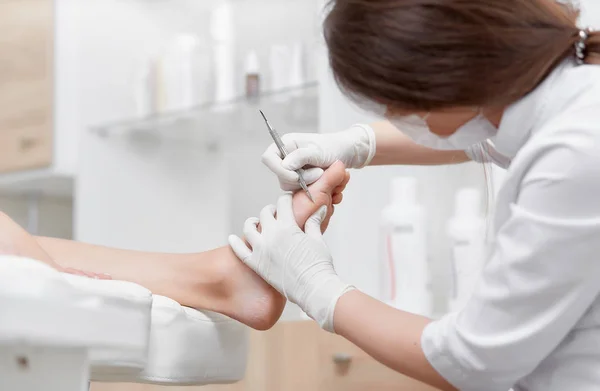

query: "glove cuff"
xmin=306 ymin=277 xmax=356 ymax=333
xmin=324 ymin=284 xmax=357 ymax=334
xmin=347 ymin=124 xmax=377 ymax=169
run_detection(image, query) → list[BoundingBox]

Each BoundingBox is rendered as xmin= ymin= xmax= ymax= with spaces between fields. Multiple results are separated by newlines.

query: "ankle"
xmin=174 ymin=249 xmax=235 ymax=313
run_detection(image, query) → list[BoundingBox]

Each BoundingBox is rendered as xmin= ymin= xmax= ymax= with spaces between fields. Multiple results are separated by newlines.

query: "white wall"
xmin=66 ymin=0 xmax=320 ymax=251
xmin=580 ymin=0 xmax=600 ymax=26
xmin=53 ymin=0 xmax=81 ymax=177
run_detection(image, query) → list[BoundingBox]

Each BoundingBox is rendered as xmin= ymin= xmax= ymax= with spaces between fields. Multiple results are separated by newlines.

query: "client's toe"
xmin=308 ymin=161 xmax=347 ymax=197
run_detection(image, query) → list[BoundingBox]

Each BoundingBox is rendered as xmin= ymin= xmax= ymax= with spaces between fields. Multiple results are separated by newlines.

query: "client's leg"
xmin=0 ymin=211 xmax=63 ymax=269
xmin=172 ymin=161 xmax=350 ymax=330
xmin=35 ymin=163 xmax=350 ymax=330
xmin=0 ymin=212 xmax=110 ymax=279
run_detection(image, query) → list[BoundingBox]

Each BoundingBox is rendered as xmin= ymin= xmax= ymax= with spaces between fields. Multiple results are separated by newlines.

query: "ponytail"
xmin=546 ymin=0 xmax=600 ymax=66
xmin=582 ymin=31 xmax=600 ymax=65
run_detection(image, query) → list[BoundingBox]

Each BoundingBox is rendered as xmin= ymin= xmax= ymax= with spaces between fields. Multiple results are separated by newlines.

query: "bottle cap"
xmin=391 ymin=177 xmax=418 ymax=206
xmin=455 ymin=188 xmax=481 ymax=218
xmin=245 ymin=51 xmax=260 ymax=74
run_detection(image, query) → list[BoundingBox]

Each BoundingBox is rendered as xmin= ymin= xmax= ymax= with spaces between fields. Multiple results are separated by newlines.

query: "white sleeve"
xmin=422 ymin=142 xmax=600 ymax=391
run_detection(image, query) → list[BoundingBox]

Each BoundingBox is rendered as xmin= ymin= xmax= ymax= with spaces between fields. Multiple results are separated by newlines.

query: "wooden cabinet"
xmin=0 ymin=0 xmax=53 ymax=173
xmin=91 ymin=322 xmax=440 ymax=391
xmin=318 ymin=326 xmax=440 ymax=391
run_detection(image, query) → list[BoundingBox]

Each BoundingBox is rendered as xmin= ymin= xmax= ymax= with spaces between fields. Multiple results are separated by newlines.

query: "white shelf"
xmin=0 ymin=169 xmax=74 ymax=198
xmin=89 ymin=84 xmax=319 ymax=148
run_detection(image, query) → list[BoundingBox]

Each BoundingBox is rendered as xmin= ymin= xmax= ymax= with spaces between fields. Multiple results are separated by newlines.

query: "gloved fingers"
xmin=282 ymin=146 xmax=327 ymax=172
xmin=261 ymin=148 xmax=300 ymax=186
xmin=263 ymin=138 xmax=302 ymax=159
xmin=305 ymin=205 xmax=329 ymax=240
xmin=276 ymin=193 xmax=296 ymax=224
xmin=276 ymin=167 xmax=323 ymax=191
xmin=264 ymin=140 xmax=282 ymax=159
xmin=280 ymin=132 xmax=322 ymax=151
xmin=279 ymin=133 xmax=307 ymax=150
xmin=298 ymin=167 xmax=324 ymax=186
xmin=242 ymin=217 xmax=261 ymax=247
xmin=228 ymin=235 xmax=254 ymax=266
xmin=262 ymin=135 xmax=324 ymax=190
xmin=259 ymin=204 xmax=277 ymax=230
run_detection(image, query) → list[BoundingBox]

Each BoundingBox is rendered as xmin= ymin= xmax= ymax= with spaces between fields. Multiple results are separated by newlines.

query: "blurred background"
xmin=1 ymin=0 xmax=598 ymax=390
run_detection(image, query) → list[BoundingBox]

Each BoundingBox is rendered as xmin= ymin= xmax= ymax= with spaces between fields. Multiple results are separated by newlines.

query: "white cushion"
xmin=95 ymin=295 xmax=249 ymax=385
xmin=0 ymin=256 xmax=150 ymax=355
xmin=61 ymin=273 xmax=152 ymax=376
xmin=0 ymin=256 xmax=248 ymax=386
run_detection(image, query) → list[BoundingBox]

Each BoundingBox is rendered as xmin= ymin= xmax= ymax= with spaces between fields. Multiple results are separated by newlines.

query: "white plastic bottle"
xmin=269 ymin=45 xmax=292 ymax=92
xmin=244 ymin=50 xmax=261 ymax=99
xmin=289 ymin=42 xmax=305 ymax=90
xmin=380 ymin=177 xmax=432 ymax=317
xmin=163 ymin=34 xmax=200 ymax=112
xmin=177 ymin=34 xmax=199 ymax=110
xmin=132 ymin=56 xmax=156 ymax=118
xmin=447 ymin=188 xmax=486 ymax=313
xmin=210 ymin=1 xmax=237 ymax=104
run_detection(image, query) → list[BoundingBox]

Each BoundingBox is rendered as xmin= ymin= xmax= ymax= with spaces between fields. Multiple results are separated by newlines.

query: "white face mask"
xmin=388 ymin=110 xmax=497 ymax=151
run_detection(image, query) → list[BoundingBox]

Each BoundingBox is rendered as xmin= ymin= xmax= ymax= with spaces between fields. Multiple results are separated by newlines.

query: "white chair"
xmin=0 ymin=256 xmax=248 ymax=391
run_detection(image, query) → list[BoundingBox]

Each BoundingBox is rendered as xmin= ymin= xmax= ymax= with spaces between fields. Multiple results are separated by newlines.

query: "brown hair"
xmin=324 ymin=0 xmax=600 ymax=112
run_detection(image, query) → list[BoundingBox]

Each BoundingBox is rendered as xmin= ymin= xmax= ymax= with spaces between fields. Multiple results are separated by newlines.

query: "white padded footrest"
xmin=61 ymin=273 xmax=153 ymax=376
xmin=0 ymin=256 xmax=248 ymax=386
xmin=0 ymin=256 xmax=150 ymax=354
xmin=0 ymin=256 xmax=151 ymax=391
xmin=97 ymin=295 xmax=249 ymax=386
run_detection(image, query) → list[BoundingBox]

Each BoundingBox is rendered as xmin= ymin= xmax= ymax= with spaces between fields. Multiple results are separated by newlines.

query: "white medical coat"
xmin=421 ymin=59 xmax=600 ymax=391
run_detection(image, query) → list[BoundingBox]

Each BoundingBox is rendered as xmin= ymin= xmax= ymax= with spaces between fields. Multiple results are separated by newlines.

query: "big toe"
xmin=309 ymin=161 xmax=347 ymax=195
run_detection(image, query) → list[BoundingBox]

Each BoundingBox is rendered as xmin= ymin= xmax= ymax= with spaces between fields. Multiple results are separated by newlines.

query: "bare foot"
xmin=293 ymin=161 xmax=350 ymax=233
xmin=199 ymin=162 xmax=350 ymax=330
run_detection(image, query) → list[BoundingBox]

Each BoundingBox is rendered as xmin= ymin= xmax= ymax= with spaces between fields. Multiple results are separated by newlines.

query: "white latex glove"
xmin=261 ymin=124 xmax=377 ymax=191
xmin=228 ymin=194 xmax=355 ymax=332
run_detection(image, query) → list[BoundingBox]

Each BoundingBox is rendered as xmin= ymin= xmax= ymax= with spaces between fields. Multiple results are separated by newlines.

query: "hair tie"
xmin=575 ymin=28 xmax=590 ymax=65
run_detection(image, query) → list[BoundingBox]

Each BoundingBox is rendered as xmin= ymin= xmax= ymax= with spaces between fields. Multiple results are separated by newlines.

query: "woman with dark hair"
xmin=230 ymin=1 xmax=600 ymax=390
